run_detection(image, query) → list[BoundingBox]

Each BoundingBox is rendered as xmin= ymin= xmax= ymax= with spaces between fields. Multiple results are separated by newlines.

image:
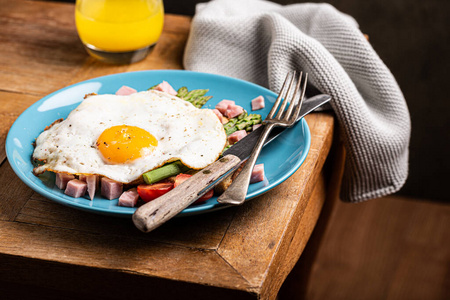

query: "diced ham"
xmin=101 ymin=177 xmax=123 ymax=200
xmin=115 ymin=85 xmax=137 ymax=95
xmin=86 ymin=175 xmax=99 ymax=200
xmin=79 ymin=175 xmax=99 ymax=200
xmin=212 ymin=108 xmax=224 ymax=122
xmin=64 ymin=179 xmax=87 ymax=198
xmin=250 ymin=164 xmax=265 ymax=183
xmin=55 ymin=173 xmax=75 ymax=190
xmin=251 ymin=95 xmax=265 ymax=111
xmin=154 ymin=81 xmax=177 ymax=96
xmin=216 ymin=99 xmax=244 ymax=118
xmin=225 ymin=104 xmax=244 ymax=118
xmin=118 ymin=188 xmax=140 ymax=207
xmin=253 ymin=124 xmax=262 ymax=131
xmin=215 ymin=100 xmax=235 ymax=115
xmin=212 ymin=109 xmax=228 ymax=124
xmin=228 ymin=130 xmax=247 ymax=145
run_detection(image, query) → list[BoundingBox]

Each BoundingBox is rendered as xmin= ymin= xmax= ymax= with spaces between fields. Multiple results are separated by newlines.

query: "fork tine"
xmin=290 ymin=73 xmax=308 ymax=124
xmin=283 ymin=71 xmax=303 ymax=122
xmin=217 ymin=70 xmax=309 ymax=206
xmin=275 ymin=71 xmax=297 ymax=119
xmin=267 ymin=71 xmax=294 ymax=120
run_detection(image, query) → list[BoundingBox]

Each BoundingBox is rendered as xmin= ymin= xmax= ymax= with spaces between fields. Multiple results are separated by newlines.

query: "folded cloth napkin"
xmin=183 ymin=0 xmax=411 ymax=203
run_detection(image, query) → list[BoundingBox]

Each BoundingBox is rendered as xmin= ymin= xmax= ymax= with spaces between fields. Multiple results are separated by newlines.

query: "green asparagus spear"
xmin=184 ymin=89 xmax=208 ymax=101
xmin=237 ymin=111 xmax=248 ymax=120
xmin=142 ymin=161 xmax=190 ymax=184
xmin=225 ymin=127 xmax=237 ymax=136
xmin=176 ymin=86 xmax=189 ymax=98
xmin=176 ymin=87 xmax=211 ymax=108
xmin=224 ymin=112 xmax=262 ymax=136
xmin=235 ymin=122 xmax=248 ymax=131
xmin=192 ymin=95 xmax=213 ymax=108
xmin=149 ymin=85 xmax=211 ymax=109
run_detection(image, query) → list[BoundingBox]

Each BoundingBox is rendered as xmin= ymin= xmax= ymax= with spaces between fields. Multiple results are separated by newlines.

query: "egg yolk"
xmin=97 ymin=125 xmax=157 ymax=164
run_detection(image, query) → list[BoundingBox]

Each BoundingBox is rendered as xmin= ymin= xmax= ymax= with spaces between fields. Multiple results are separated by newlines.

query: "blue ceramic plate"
xmin=5 ymin=70 xmax=310 ymax=217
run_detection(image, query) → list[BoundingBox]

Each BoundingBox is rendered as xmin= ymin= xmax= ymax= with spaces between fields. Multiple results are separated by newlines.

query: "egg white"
xmin=32 ymin=90 xmax=227 ymax=183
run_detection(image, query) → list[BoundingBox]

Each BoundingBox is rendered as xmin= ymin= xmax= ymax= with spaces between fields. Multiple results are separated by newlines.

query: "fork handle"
xmin=217 ymin=123 xmax=275 ymax=205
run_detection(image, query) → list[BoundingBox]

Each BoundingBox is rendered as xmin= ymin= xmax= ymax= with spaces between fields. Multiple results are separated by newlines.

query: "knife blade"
xmin=132 ymin=94 xmax=331 ymax=233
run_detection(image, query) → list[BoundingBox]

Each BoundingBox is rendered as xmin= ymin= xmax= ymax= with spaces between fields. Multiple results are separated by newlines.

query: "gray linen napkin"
xmin=183 ymin=0 xmax=411 ymax=203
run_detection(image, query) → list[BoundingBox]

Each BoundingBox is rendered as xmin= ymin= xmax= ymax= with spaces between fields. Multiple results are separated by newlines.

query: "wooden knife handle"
xmin=132 ymin=154 xmax=241 ymax=233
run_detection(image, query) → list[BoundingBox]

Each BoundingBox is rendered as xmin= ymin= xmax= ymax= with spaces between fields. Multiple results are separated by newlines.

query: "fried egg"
xmin=32 ymin=90 xmax=227 ymax=183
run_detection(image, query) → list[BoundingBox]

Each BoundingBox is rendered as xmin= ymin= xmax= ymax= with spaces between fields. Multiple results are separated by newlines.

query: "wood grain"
xmin=0 ymin=0 xmax=85 ymax=95
xmin=0 ymin=91 xmax=41 ymax=161
xmin=0 ymin=1 xmax=337 ymax=299
xmin=15 ymin=192 xmax=236 ymax=249
xmin=0 ymin=162 xmax=35 ymax=221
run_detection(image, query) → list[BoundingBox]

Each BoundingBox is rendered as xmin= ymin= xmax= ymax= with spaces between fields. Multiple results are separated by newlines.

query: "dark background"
xmin=57 ymin=0 xmax=450 ymax=202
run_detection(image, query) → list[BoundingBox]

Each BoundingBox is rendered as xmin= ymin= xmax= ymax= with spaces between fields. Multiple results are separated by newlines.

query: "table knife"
xmin=132 ymin=94 xmax=331 ymax=233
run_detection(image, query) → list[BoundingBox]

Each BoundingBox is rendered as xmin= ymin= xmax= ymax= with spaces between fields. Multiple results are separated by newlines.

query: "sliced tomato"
xmin=174 ymin=173 xmax=214 ymax=203
xmin=173 ymin=173 xmax=192 ymax=188
xmin=137 ymin=182 xmax=174 ymax=202
xmin=196 ymin=189 xmax=214 ymax=203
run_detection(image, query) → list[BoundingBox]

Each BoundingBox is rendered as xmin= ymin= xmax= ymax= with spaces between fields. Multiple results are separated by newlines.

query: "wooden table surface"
xmin=0 ymin=1 xmax=337 ymax=299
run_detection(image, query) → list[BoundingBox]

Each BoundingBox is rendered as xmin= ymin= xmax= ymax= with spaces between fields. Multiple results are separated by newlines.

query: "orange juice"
xmin=75 ymin=0 xmax=164 ymax=62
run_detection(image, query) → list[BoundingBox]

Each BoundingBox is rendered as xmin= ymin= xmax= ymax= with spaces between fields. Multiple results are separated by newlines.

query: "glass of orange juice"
xmin=75 ymin=0 xmax=164 ymax=64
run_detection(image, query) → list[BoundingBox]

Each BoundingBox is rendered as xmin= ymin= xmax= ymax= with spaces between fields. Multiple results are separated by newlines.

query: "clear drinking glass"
xmin=75 ymin=0 xmax=164 ymax=64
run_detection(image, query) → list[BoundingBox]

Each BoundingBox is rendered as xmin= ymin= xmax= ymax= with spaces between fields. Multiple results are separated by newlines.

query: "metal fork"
xmin=217 ymin=71 xmax=308 ymax=205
